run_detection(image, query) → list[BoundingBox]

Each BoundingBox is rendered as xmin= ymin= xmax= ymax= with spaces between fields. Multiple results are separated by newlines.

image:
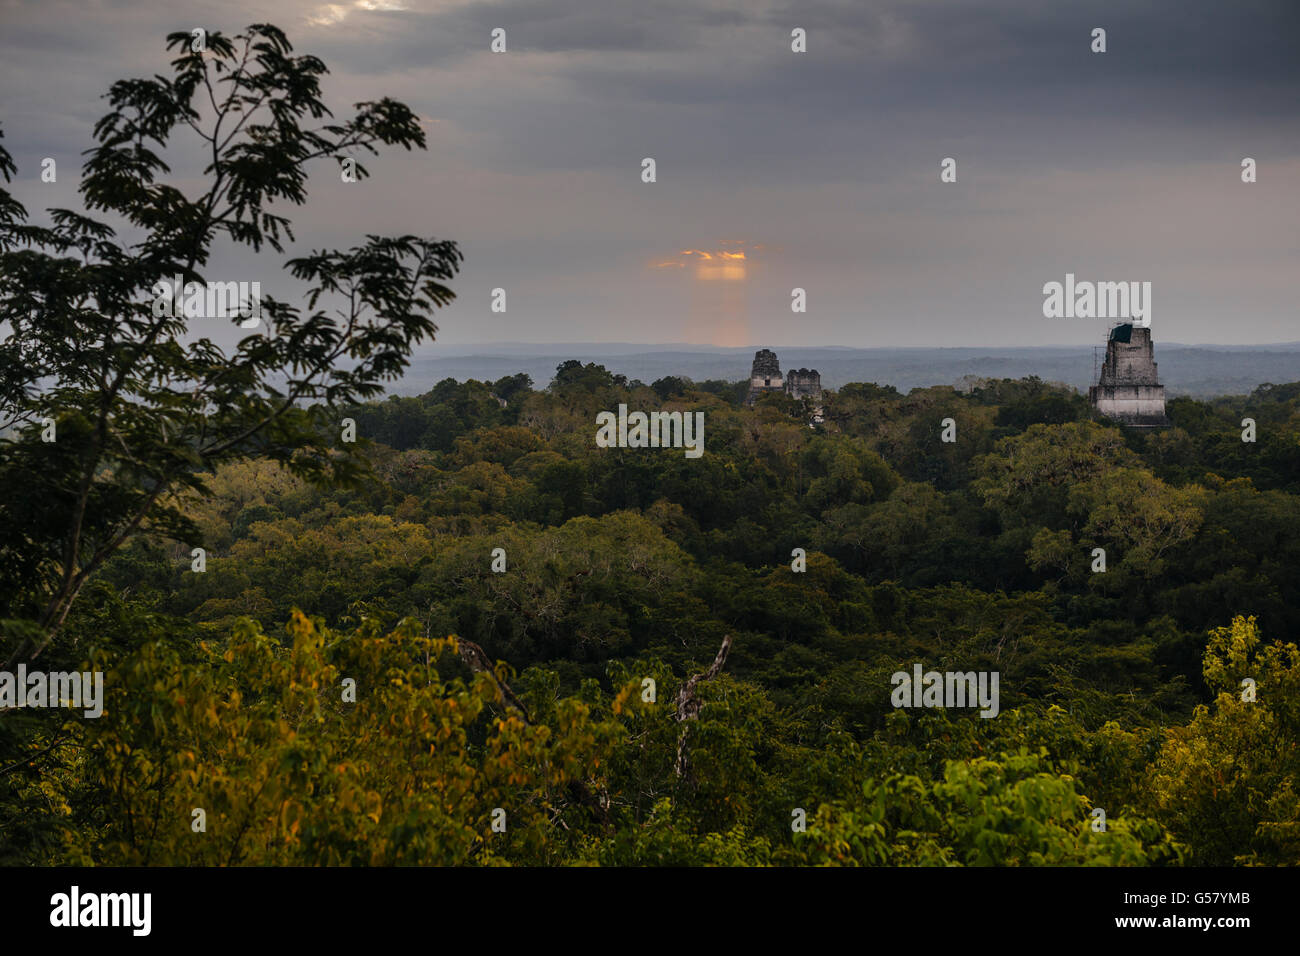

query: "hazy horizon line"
xmin=423 ymin=340 xmax=1300 ymax=352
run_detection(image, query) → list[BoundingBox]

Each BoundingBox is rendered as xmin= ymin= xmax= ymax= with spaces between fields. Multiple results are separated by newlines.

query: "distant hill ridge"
xmin=399 ymin=344 xmax=1300 ymax=399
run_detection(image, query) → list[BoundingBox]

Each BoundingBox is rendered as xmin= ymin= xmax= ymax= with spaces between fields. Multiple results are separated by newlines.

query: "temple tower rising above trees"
xmin=1089 ymin=323 xmax=1169 ymax=427
xmin=745 ymin=349 xmax=822 ymax=405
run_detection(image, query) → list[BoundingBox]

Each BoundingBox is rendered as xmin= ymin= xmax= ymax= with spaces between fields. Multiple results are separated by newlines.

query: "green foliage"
xmin=801 ymin=749 xmax=1181 ymax=866
xmin=1147 ymin=616 xmax=1300 ymax=864
xmin=37 ymin=613 xmax=621 ymax=865
xmin=4 ymin=29 xmax=1299 ymax=861
xmin=0 ymin=24 xmax=458 ymax=657
xmin=7 ymin=363 xmax=1282 ymax=866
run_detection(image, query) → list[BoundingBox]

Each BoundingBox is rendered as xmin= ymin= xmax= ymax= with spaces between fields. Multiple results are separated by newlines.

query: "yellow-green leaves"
xmin=68 ymin=614 xmax=617 ymax=865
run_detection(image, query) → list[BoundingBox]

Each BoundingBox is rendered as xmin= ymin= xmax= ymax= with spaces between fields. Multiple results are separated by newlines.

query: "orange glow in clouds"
xmin=657 ymin=245 xmax=750 ymax=281
xmin=650 ymin=241 xmax=758 ymax=345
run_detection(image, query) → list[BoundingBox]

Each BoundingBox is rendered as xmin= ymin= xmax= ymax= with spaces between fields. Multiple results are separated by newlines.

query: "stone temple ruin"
xmin=746 ymin=348 xmax=783 ymax=403
xmin=745 ymin=349 xmax=822 ymax=406
xmin=1088 ymin=323 xmax=1169 ymax=427
xmin=785 ymin=368 xmax=822 ymax=401
xmin=743 ymin=334 xmax=1168 ymax=428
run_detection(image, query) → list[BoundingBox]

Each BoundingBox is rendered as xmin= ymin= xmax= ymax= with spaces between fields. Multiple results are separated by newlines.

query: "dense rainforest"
xmin=5 ymin=365 xmax=1298 ymax=866
xmin=0 ymin=23 xmax=1295 ymax=870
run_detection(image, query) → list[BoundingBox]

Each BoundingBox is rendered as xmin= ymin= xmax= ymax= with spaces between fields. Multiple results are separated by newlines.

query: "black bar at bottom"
xmin=4 ymin=865 xmax=1287 ymax=942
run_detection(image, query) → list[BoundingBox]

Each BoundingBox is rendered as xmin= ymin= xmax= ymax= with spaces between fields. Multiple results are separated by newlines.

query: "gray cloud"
xmin=1 ymin=0 xmax=1297 ymax=351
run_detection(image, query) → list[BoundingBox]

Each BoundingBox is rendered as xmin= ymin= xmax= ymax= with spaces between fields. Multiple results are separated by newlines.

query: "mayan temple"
xmin=1088 ymin=323 xmax=1169 ymax=427
xmin=745 ymin=349 xmax=822 ymax=406
xmin=746 ymin=348 xmax=784 ymax=404
xmin=785 ymin=368 xmax=822 ymax=400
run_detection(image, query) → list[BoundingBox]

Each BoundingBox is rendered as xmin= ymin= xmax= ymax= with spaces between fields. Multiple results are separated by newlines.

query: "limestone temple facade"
xmin=1088 ymin=323 xmax=1169 ymax=427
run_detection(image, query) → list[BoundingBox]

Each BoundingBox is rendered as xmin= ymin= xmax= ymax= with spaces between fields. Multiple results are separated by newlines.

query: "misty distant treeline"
xmin=395 ymin=345 xmax=1300 ymax=399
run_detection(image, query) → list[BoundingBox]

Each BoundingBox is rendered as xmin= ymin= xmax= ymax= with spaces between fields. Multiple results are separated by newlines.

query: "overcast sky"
xmin=1 ymin=0 xmax=1297 ymax=349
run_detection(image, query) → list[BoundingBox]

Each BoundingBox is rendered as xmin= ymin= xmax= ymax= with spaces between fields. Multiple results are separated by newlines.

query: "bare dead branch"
xmin=674 ymin=633 xmax=733 ymax=780
xmin=455 ymin=637 xmax=531 ymax=726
